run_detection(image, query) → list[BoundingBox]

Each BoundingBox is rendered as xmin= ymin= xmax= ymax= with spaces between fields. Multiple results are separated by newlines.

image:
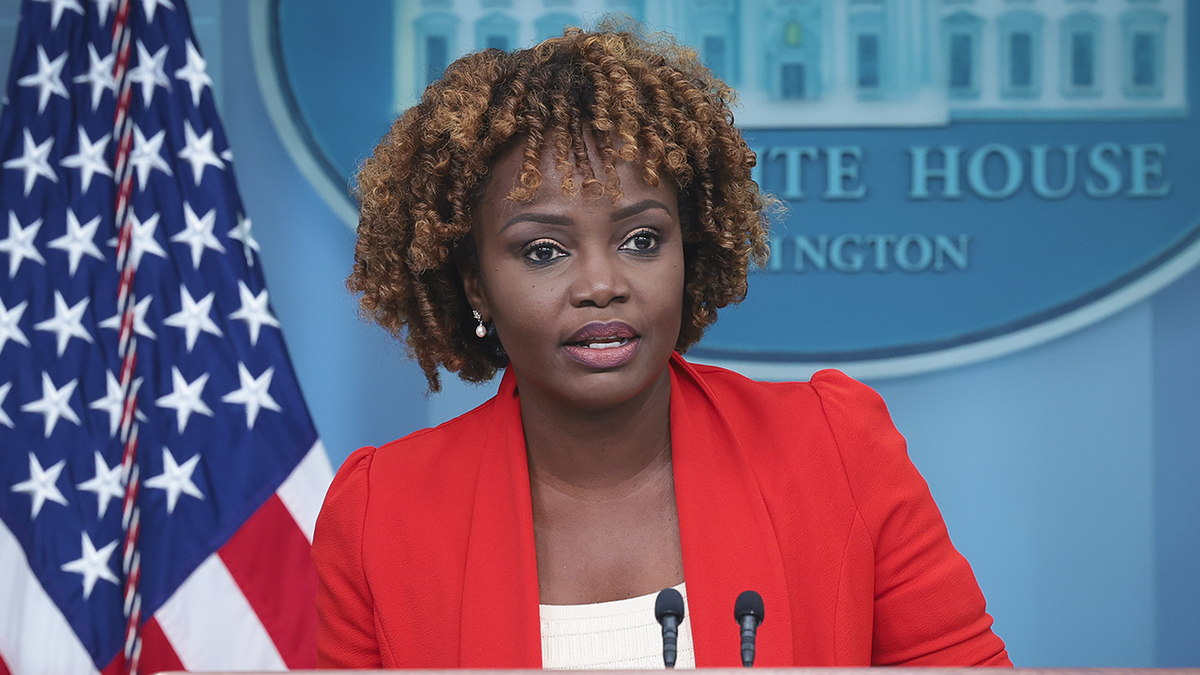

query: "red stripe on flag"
xmin=100 ymin=650 xmax=124 ymax=675
xmin=218 ymin=495 xmax=318 ymax=669
xmin=138 ymin=618 xmax=184 ymax=675
xmin=0 ymin=648 xmax=10 ymax=675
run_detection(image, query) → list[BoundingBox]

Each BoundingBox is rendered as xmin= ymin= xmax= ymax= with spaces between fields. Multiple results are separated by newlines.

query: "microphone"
xmin=734 ymin=590 xmax=765 ymax=667
xmin=654 ymin=587 xmax=685 ymax=669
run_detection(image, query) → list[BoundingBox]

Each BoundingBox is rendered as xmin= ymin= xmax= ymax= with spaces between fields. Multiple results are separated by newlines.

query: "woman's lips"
xmin=567 ymin=321 xmax=637 ymax=343
xmin=563 ymin=321 xmax=640 ymax=368
xmin=563 ymin=338 xmax=641 ymax=368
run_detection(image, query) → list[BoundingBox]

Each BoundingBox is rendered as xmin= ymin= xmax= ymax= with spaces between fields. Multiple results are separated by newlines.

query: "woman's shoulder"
xmin=682 ymin=358 xmax=886 ymax=418
xmin=379 ymin=394 xmax=500 ymax=455
xmin=331 ymin=393 xmax=504 ymax=491
xmin=678 ymin=358 xmax=903 ymax=469
xmin=318 ymin=394 xmax=508 ymax=549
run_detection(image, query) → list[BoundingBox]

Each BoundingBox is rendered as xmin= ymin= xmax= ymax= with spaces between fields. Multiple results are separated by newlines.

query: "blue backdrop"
xmin=2 ymin=0 xmax=1195 ymax=666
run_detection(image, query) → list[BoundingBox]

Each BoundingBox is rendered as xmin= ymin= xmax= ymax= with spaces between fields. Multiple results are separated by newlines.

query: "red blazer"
xmin=314 ymin=355 xmax=1011 ymax=668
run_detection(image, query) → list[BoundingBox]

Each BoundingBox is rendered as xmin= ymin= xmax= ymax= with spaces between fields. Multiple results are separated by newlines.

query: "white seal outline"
xmin=249 ymin=0 xmax=360 ymax=229
xmin=692 ymin=225 xmax=1200 ymax=381
xmin=247 ymin=1 xmax=1200 ymax=380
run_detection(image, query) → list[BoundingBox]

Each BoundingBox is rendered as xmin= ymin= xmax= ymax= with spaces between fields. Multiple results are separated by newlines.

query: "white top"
xmin=540 ymin=583 xmax=695 ymax=670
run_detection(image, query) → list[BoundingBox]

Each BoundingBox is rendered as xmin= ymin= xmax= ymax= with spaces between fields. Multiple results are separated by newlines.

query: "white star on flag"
xmin=221 ymin=363 xmax=281 ymax=429
xmin=60 ymin=128 xmax=113 ymax=193
xmin=229 ymin=281 xmax=279 ymax=346
xmin=178 ymin=121 xmax=224 ymax=185
xmin=140 ymin=0 xmax=176 ymax=23
xmin=19 ymin=372 xmax=81 ymax=438
xmin=155 ymin=366 xmax=213 ymax=432
xmin=171 ymin=202 xmax=225 ymax=268
xmin=89 ymin=371 xmax=145 ymax=437
xmin=73 ymin=43 xmax=116 ymax=110
xmin=60 ymin=532 xmax=120 ymax=599
xmin=77 ymin=451 xmax=125 ymax=519
xmin=17 ymin=45 xmax=69 ymax=114
xmin=174 ymin=40 xmax=212 ymax=107
xmin=129 ymin=125 xmax=172 ymax=190
xmin=93 ymin=0 xmax=117 ymax=24
xmin=34 ymin=291 xmax=93 ymax=356
xmin=145 ymin=447 xmax=204 ymax=514
xmin=164 ymin=285 xmax=223 ymax=351
xmin=128 ymin=41 xmax=171 ymax=105
xmin=0 ymin=0 xmax=333 ymax=668
xmin=0 ymin=297 xmax=31 ymax=355
xmin=0 ymin=382 xmax=13 ymax=428
xmin=32 ymin=0 xmax=84 ymax=29
xmin=11 ymin=452 xmax=68 ymax=518
xmin=3 ymin=129 xmax=57 ymax=196
xmin=48 ymin=209 xmax=105 ymax=275
xmin=227 ymin=214 xmax=260 ymax=267
xmin=98 ymin=294 xmax=157 ymax=340
xmin=0 ymin=212 xmax=46 ymax=278
xmin=113 ymin=211 xmax=167 ymax=270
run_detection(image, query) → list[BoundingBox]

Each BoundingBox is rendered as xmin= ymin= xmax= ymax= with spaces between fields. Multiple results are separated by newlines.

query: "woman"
xmin=314 ymin=25 xmax=1011 ymax=669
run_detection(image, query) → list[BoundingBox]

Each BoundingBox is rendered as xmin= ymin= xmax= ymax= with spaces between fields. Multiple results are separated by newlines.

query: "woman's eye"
xmin=524 ymin=240 xmax=567 ymax=263
xmin=620 ymin=229 xmax=660 ymax=252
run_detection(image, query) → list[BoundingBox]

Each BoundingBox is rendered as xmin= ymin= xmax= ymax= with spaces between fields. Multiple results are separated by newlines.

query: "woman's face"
xmin=462 ymin=138 xmax=685 ymax=410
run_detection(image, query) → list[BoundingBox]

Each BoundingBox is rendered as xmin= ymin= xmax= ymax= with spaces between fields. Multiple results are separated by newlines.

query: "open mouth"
xmin=570 ymin=337 xmax=632 ymax=349
xmin=566 ymin=321 xmax=639 ymax=345
xmin=563 ymin=322 xmax=641 ymax=368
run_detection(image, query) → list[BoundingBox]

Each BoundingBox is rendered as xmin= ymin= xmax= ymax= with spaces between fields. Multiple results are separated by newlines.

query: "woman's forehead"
xmin=474 ymin=137 xmax=676 ymax=225
xmin=483 ymin=131 xmax=666 ymax=199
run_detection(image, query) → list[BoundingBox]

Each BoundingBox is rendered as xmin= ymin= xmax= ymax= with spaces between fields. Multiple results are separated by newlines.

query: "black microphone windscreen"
xmin=655 ymin=587 xmax=685 ymax=623
xmin=734 ymin=590 xmax=765 ymax=623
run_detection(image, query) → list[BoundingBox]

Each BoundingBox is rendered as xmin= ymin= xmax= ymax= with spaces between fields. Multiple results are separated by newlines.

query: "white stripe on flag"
xmin=0 ymin=519 xmax=100 ymax=675
xmin=276 ymin=439 xmax=334 ymax=543
xmin=153 ymin=553 xmax=287 ymax=672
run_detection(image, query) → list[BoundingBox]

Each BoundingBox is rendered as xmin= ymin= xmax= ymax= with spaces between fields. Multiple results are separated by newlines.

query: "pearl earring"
xmin=473 ymin=310 xmax=487 ymax=338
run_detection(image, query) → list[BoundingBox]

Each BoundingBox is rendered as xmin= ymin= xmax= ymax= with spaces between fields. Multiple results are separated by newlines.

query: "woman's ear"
xmin=456 ymin=243 xmax=490 ymax=321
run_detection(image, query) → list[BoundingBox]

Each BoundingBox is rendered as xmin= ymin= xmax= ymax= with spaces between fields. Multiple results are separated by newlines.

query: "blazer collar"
xmin=459 ymin=356 xmax=793 ymax=667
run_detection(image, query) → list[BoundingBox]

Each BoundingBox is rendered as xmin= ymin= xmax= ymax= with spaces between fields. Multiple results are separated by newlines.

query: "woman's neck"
xmin=516 ymin=365 xmax=673 ymax=494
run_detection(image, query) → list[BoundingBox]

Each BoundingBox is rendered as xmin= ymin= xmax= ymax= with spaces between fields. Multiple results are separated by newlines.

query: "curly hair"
xmin=350 ymin=22 xmax=771 ymax=391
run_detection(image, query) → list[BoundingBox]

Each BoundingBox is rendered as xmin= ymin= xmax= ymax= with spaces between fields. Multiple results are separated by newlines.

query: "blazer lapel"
xmin=456 ymin=357 xmax=794 ymax=667
xmin=459 ymin=369 xmax=543 ymax=667
xmin=670 ymin=355 xmax=795 ymax=667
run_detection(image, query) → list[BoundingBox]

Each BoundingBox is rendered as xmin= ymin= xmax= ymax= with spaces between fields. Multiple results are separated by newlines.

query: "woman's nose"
xmin=569 ymin=248 xmax=629 ymax=308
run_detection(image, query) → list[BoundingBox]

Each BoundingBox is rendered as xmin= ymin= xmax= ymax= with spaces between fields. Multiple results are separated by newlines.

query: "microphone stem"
xmin=739 ymin=616 xmax=758 ymax=667
xmin=662 ymin=619 xmax=679 ymax=668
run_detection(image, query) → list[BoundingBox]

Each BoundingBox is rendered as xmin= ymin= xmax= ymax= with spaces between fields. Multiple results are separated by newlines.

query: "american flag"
xmin=0 ymin=0 xmax=333 ymax=673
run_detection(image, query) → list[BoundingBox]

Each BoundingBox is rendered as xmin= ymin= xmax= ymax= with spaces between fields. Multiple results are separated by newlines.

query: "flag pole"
xmin=110 ymin=0 xmax=143 ymax=671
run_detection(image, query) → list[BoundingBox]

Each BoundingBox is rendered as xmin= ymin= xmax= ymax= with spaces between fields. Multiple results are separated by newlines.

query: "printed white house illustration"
xmin=393 ymin=0 xmax=1187 ymax=127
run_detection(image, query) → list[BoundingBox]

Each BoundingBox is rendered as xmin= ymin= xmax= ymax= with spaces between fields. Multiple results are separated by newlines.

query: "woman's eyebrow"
xmin=610 ymin=199 xmax=672 ymax=221
xmin=500 ymin=199 xmax=671 ymax=231
xmin=501 ymin=213 xmax=573 ymax=231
